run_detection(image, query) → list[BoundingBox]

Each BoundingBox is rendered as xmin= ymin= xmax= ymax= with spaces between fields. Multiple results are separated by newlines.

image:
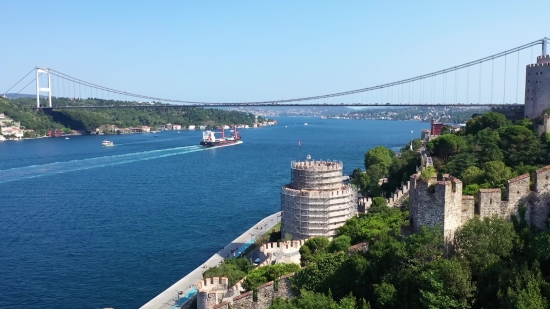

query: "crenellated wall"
xmin=408 ymin=165 xmax=550 ymax=242
xmin=408 ymin=174 xmax=463 ymax=240
xmin=524 ymin=54 xmax=550 ymax=119
xmin=212 ymin=275 xmax=295 ymax=309
xmin=358 ymin=180 xmax=411 ymax=212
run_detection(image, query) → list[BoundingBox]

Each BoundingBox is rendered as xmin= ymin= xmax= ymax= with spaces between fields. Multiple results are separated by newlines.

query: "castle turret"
xmin=409 ymin=174 xmax=463 ymax=241
xmin=281 ymin=160 xmax=357 ymax=239
xmin=524 ymin=54 xmax=550 ymax=119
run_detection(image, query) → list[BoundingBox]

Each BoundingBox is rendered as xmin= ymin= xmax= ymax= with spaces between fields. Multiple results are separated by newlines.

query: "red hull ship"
xmin=200 ymin=126 xmax=242 ymax=147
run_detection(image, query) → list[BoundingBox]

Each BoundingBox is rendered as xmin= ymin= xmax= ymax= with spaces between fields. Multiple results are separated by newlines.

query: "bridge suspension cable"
xmin=5 ymin=37 xmax=549 ymax=106
xmin=43 ymin=38 xmax=546 ymax=105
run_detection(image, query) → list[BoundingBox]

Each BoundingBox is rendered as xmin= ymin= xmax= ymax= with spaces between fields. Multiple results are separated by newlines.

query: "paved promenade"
xmin=140 ymin=211 xmax=282 ymax=309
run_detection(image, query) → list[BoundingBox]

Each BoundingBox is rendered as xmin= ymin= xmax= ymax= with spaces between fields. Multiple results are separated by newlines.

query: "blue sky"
xmin=0 ymin=0 xmax=548 ymax=103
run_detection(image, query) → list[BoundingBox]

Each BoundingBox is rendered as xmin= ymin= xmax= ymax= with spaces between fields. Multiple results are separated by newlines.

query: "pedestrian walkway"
xmin=140 ymin=211 xmax=282 ymax=309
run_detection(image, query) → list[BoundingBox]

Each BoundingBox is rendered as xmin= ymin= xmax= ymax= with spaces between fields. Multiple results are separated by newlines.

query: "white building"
xmin=172 ymin=124 xmax=182 ymax=130
xmin=1 ymin=127 xmax=24 ymax=139
xmin=188 ymin=125 xmax=196 ymax=130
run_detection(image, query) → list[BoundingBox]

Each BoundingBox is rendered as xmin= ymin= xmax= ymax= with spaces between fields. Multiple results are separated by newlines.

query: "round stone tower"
xmin=524 ymin=54 xmax=550 ymax=119
xmin=280 ymin=159 xmax=356 ymax=240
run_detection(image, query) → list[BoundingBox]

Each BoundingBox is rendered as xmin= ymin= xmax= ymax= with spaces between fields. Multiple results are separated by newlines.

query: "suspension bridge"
xmin=3 ymin=38 xmax=549 ymax=116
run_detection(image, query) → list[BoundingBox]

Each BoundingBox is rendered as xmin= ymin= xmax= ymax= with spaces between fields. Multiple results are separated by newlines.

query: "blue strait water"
xmin=0 ymin=117 xmax=429 ymax=309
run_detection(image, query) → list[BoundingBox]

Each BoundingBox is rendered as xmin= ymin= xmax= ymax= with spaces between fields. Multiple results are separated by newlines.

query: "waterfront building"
xmin=281 ymin=159 xmax=357 ymax=240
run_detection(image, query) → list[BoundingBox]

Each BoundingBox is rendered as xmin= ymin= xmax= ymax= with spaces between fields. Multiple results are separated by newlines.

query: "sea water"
xmin=0 ymin=117 xmax=428 ymax=309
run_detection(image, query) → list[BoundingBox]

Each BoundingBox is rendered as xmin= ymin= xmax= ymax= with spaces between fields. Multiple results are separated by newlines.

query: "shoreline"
xmin=140 ymin=211 xmax=282 ymax=309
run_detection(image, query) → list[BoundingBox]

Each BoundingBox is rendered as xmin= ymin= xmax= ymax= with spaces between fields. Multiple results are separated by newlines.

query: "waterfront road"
xmin=140 ymin=211 xmax=282 ymax=309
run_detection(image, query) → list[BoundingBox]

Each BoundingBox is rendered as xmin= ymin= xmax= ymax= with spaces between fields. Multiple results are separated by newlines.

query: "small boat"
xmin=65 ymin=137 xmax=70 ymax=140
xmin=102 ymin=140 xmax=114 ymax=147
xmin=304 ymin=123 xmax=308 ymax=126
xmin=178 ymin=131 xmax=180 ymax=134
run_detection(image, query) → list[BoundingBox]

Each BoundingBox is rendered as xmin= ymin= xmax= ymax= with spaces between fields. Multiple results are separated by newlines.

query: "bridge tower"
xmin=36 ymin=67 xmax=52 ymax=108
xmin=524 ymin=39 xmax=550 ymax=118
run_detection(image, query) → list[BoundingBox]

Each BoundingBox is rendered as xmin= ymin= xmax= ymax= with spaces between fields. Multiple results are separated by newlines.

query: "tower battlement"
xmin=408 ymin=165 xmax=550 ymax=243
xmin=409 ymin=174 xmax=463 ymax=240
xmin=536 ymin=54 xmax=550 ymax=64
xmin=524 ymin=54 xmax=550 ymax=118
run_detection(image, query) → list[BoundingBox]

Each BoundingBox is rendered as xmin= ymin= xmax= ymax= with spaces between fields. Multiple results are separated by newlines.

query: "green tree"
xmin=299 ymin=237 xmax=330 ymax=266
xmin=473 ymin=128 xmax=504 ymax=163
xmin=454 ymin=217 xmax=520 ymax=274
xmin=499 ymin=263 xmax=549 ymax=309
xmin=481 ymin=161 xmax=515 ymax=188
xmin=418 ymin=258 xmax=475 ymax=309
xmin=427 ymin=134 xmax=466 ymax=162
xmin=328 ymin=235 xmax=352 ymax=253
xmin=498 ymin=125 xmax=541 ymax=166
xmin=442 ymin=152 xmax=477 ymax=177
xmin=460 ymin=166 xmax=484 ymax=186
xmin=364 ymin=146 xmax=394 ymax=171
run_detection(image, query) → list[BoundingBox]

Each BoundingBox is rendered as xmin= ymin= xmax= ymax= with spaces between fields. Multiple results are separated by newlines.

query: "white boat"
xmin=304 ymin=123 xmax=308 ymax=126
xmin=102 ymin=140 xmax=114 ymax=147
xmin=65 ymin=137 xmax=70 ymax=140
xmin=0 ymin=135 xmax=5 ymax=141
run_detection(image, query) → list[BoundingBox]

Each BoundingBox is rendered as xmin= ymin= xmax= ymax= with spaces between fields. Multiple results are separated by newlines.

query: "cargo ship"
xmin=200 ymin=126 xmax=242 ymax=147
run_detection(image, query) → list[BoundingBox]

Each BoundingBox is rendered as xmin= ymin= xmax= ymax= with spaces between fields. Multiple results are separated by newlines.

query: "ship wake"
xmin=0 ymin=144 xmax=237 ymax=184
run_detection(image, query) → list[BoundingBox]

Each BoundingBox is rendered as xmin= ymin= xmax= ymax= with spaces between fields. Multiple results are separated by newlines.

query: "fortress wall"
xmin=358 ymin=180 xmax=411 ymax=212
xmin=478 ymin=189 xmax=502 ymax=218
xmin=535 ymin=166 xmax=550 ymax=193
xmin=506 ymin=174 xmax=531 ymax=206
xmin=224 ymin=275 xmax=294 ymax=309
xmin=461 ymin=196 xmax=475 ymax=223
xmin=442 ymin=177 xmax=463 ymax=241
xmin=409 ymin=175 xmax=446 ymax=232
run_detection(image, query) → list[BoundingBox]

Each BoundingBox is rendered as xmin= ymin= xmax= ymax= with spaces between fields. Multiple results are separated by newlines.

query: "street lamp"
xmin=175 ymin=290 xmax=183 ymax=302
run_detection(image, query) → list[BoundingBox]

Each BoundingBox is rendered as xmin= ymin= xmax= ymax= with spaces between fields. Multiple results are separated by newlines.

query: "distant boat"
xmin=411 ymin=130 xmax=414 ymax=133
xmin=178 ymin=131 xmax=180 ymax=134
xmin=65 ymin=137 xmax=70 ymax=140
xmin=102 ymin=140 xmax=114 ymax=147
xmin=304 ymin=123 xmax=308 ymax=126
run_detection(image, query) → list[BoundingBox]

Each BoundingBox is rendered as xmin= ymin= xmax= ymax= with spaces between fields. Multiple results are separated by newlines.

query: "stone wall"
xmin=409 ymin=165 xmax=550 ymax=242
xmin=358 ymin=180 xmax=411 ymax=212
xmin=196 ymin=277 xmax=230 ymax=309
xmin=525 ymin=54 xmax=550 ymax=119
xmin=409 ymin=174 xmax=463 ymax=240
xmin=212 ymin=275 xmax=295 ymax=309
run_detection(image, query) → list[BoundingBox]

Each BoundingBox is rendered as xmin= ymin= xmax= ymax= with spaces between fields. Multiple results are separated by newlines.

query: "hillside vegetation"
xmin=1 ymin=97 xmax=262 ymax=135
xmin=289 ymin=111 xmax=550 ymax=308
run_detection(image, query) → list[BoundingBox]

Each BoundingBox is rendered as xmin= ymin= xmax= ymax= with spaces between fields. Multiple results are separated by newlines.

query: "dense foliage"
xmin=202 ymin=258 xmax=253 ymax=286
xmin=243 ymin=263 xmax=300 ymax=291
xmin=0 ymin=97 xmax=65 ymax=135
xmin=1 ymin=97 xmax=261 ymax=135
xmin=426 ymin=112 xmax=547 ymax=196
xmin=351 ymin=141 xmax=420 ymax=198
xmin=271 ymin=112 xmax=550 ymax=308
xmin=269 ymin=202 xmax=550 ymax=308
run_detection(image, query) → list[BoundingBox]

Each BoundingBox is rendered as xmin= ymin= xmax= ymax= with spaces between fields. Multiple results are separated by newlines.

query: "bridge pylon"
xmin=36 ymin=67 xmax=52 ymax=108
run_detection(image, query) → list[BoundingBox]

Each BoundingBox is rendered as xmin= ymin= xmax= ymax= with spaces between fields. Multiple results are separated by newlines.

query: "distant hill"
xmin=3 ymin=93 xmax=43 ymax=99
xmin=219 ymin=106 xmax=355 ymax=117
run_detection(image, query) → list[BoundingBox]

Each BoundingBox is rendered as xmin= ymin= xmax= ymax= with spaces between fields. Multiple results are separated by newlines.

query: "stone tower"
xmin=281 ymin=160 xmax=356 ymax=240
xmin=408 ymin=174 xmax=463 ymax=241
xmin=524 ymin=54 xmax=550 ymax=119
